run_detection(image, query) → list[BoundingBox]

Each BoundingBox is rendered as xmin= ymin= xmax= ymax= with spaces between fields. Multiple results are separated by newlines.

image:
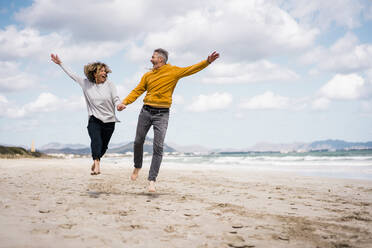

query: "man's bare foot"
xmin=131 ymin=168 xmax=140 ymax=181
xmin=148 ymin=180 xmax=156 ymax=192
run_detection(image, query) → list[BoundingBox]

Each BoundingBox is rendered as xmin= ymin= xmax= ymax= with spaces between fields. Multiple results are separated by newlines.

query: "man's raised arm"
xmin=175 ymin=51 xmax=220 ymax=78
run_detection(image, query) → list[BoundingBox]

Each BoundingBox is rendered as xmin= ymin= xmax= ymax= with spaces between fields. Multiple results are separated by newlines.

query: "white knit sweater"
xmin=59 ymin=63 xmax=120 ymax=123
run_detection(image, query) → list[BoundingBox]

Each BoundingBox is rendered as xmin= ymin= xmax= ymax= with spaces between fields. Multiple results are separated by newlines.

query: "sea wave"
xmin=104 ymin=152 xmax=372 ymax=180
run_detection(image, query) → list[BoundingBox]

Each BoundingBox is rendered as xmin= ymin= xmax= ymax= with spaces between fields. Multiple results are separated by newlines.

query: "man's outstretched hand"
xmin=117 ymin=103 xmax=126 ymax=111
xmin=207 ymin=51 xmax=220 ymax=64
xmin=51 ymin=54 xmax=61 ymax=65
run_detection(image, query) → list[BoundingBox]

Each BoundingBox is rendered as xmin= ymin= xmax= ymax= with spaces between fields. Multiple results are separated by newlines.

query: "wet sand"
xmin=0 ymin=158 xmax=371 ymax=247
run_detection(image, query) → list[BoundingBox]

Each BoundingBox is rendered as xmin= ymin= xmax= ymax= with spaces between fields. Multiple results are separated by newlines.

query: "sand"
xmin=0 ymin=158 xmax=371 ymax=248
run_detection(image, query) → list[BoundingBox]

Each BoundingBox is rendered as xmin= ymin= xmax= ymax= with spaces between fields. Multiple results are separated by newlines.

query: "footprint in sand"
xmin=164 ymin=225 xmax=175 ymax=233
xmin=58 ymin=223 xmax=76 ymax=230
xmin=232 ymin=225 xmax=243 ymax=229
xmin=225 ymin=234 xmax=255 ymax=248
xmin=38 ymin=209 xmax=50 ymax=213
xmin=31 ymin=228 xmax=50 ymax=234
xmin=63 ymin=235 xmax=80 ymax=239
xmin=119 ymin=224 xmax=146 ymax=231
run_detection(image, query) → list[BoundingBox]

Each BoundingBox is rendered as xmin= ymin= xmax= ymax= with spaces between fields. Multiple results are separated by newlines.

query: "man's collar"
xmin=152 ymin=63 xmax=168 ymax=71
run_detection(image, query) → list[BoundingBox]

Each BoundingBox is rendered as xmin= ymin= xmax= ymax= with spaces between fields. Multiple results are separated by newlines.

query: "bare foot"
xmin=148 ymin=181 xmax=156 ymax=192
xmin=90 ymin=163 xmax=96 ymax=175
xmin=92 ymin=159 xmax=100 ymax=175
xmin=131 ymin=168 xmax=140 ymax=181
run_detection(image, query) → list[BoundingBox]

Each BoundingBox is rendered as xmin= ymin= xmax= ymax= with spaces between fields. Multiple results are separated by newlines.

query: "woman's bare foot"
xmin=90 ymin=163 xmax=96 ymax=175
xmin=148 ymin=181 xmax=156 ymax=192
xmin=131 ymin=168 xmax=140 ymax=181
xmin=91 ymin=159 xmax=100 ymax=175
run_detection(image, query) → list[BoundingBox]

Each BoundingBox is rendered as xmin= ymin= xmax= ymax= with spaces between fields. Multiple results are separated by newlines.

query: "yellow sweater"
xmin=122 ymin=60 xmax=209 ymax=108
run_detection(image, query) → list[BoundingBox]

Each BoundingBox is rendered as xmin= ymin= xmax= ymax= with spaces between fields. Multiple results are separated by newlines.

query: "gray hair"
xmin=154 ymin=48 xmax=168 ymax=63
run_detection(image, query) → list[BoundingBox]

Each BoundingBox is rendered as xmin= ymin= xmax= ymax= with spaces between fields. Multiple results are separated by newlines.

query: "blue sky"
xmin=0 ymin=0 xmax=372 ymax=149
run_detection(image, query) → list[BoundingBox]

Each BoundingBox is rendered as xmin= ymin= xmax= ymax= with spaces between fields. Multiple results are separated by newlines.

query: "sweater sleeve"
xmin=174 ymin=60 xmax=209 ymax=79
xmin=59 ymin=63 xmax=85 ymax=87
xmin=109 ymin=82 xmax=121 ymax=108
xmin=122 ymin=74 xmax=147 ymax=105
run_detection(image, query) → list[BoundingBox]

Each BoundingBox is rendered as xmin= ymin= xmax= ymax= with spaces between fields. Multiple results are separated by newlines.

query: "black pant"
xmin=87 ymin=116 xmax=115 ymax=160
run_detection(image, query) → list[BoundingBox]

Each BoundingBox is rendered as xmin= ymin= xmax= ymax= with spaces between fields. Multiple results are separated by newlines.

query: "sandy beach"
xmin=0 ymin=158 xmax=371 ymax=248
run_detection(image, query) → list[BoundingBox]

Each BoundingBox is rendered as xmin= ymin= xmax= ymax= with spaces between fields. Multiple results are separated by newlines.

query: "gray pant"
xmin=134 ymin=106 xmax=169 ymax=181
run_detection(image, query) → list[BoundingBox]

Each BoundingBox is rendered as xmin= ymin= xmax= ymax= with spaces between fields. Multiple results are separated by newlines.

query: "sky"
xmin=0 ymin=0 xmax=372 ymax=149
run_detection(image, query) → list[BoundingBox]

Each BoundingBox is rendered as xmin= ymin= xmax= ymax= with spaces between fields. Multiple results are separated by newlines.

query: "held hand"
xmin=207 ymin=51 xmax=220 ymax=64
xmin=51 ymin=54 xmax=61 ymax=65
xmin=117 ymin=103 xmax=126 ymax=111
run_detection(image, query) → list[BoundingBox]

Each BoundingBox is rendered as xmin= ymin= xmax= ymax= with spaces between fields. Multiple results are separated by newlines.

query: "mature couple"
xmin=51 ymin=48 xmax=219 ymax=192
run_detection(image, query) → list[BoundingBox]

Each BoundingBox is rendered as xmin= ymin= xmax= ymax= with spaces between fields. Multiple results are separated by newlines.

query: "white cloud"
xmin=319 ymin=74 xmax=367 ymax=100
xmin=172 ymin=94 xmax=185 ymax=105
xmin=26 ymin=92 xmax=61 ymax=113
xmin=0 ymin=61 xmax=37 ymax=92
xmin=300 ymin=33 xmax=372 ymax=73
xmin=116 ymin=85 xmax=130 ymax=99
xmin=15 ymin=0 xmax=199 ymax=41
xmin=240 ymin=91 xmax=290 ymax=110
xmin=311 ymin=97 xmax=330 ymax=110
xmin=119 ymin=69 xmax=149 ymax=88
xmin=0 ymin=94 xmax=8 ymax=104
xmin=0 ymin=25 xmax=61 ymax=60
xmin=186 ymin=92 xmax=232 ymax=112
xmin=125 ymin=0 xmax=318 ymax=63
xmin=0 ymin=93 xmax=84 ymax=119
xmin=65 ymin=96 xmax=86 ymax=111
xmin=0 ymin=104 xmax=26 ymax=119
xmin=282 ymin=0 xmax=364 ymax=29
xmin=0 ymin=25 xmax=124 ymax=62
xmin=312 ymin=72 xmax=372 ymax=109
xmin=11 ymin=0 xmax=320 ymax=65
xmin=202 ymin=60 xmax=299 ymax=84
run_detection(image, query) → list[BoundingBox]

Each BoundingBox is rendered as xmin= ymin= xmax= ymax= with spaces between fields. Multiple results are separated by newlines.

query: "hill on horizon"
xmin=39 ymin=137 xmax=176 ymax=155
xmin=35 ymin=139 xmax=372 ymax=155
xmin=0 ymin=145 xmax=46 ymax=158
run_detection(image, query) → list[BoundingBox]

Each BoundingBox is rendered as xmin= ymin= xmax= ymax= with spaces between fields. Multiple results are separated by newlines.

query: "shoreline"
xmin=1 ymin=158 xmax=371 ymax=247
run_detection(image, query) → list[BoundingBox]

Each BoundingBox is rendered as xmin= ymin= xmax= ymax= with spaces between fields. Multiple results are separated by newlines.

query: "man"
xmin=117 ymin=48 xmax=219 ymax=192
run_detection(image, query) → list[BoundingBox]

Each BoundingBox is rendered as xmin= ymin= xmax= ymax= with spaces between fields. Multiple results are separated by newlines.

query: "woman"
xmin=51 ymin=54 xmax=126 ymax=175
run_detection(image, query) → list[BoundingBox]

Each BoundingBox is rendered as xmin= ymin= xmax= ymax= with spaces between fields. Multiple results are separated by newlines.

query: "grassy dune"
xmin=0 ymin=145 xmax=47 ymax=158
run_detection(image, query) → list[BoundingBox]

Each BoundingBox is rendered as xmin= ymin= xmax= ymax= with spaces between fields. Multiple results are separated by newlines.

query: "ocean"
xmin=104 ymin=150 xmax=372 ymax=181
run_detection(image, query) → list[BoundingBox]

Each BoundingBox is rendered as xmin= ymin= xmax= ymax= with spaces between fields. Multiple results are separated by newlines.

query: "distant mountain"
xmin=108 ymin=142 xmax=129 ymax=149
xmin=108 ymin=137 xmax=176 ymax=153
xmin=41 ymin=147 xmax=91 ymax=155
xmin=166 ymin=142 xmax=210 ymax=153
xmin=247 ymin=139 xmax=372 ymax=152
xmin=39 ymin=138 xmax=176 ymax=155
xmin=40 ymin=142 xmax=88 ymax=150
xmin=309 ymin=140 xmax=372 ymax=151
xmin=39 ymin=142 xmax=90 ymax=154
xmin=34 ymin=139 xmax=372 ymax=155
